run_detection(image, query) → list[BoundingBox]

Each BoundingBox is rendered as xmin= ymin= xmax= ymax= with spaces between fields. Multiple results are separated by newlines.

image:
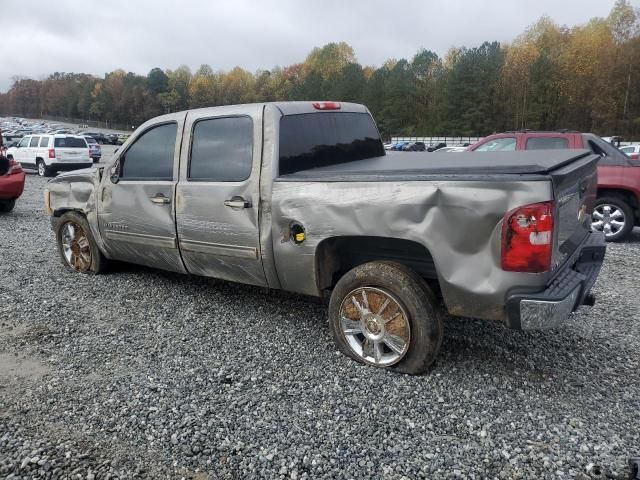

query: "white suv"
xmin=6 ymin=134 xmax=92 ymax=177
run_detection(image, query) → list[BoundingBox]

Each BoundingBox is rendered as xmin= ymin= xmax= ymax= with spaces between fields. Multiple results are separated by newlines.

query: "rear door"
xmin=175 ymin=104 xmax=267 ymax=286
xmin=98 ymin=114 xmax=187 ymax=273
xmin=27 ymin=136 xmax=40 ymax=165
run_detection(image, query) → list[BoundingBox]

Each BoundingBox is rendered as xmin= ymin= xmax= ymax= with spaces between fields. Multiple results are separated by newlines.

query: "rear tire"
xmin=55 ymin=212 xmax=107 ymax=274
xmin=328 ymin=261 xmax=443 ymax=375
xmin=592 ymin=195 xmax=634 ymax=242
xmin=0 ymin=199 xmax=16 ymax=213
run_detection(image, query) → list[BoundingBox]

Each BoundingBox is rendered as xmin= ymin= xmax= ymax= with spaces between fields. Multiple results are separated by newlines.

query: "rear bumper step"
xmin=505 ymin=231 xmax=606 ymax=330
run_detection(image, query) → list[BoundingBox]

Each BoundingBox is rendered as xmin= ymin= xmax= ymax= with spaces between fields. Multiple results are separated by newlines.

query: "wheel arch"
xmin=52 ymin=207 xmax=87 ymax=218
xmin=315 ymin=235 xmax=440 ymax=293
xmin=596 ymin=188 xmax=639 ymax=224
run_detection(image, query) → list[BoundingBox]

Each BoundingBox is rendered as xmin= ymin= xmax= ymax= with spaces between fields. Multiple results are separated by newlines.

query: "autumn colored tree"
xmin=1 ymin=1 xmax=639 ymax=138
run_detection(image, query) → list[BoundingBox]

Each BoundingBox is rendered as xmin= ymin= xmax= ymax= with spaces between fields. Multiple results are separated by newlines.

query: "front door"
xmin=175 ymin=105 xmax=267 ymax=286
xmin=13 ymin=136 xmax=32 ymax=166
xmin=98 ymin=114 xmax=187 ymax=273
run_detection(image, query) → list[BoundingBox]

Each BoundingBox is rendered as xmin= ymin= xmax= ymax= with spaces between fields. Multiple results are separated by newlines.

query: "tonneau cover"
xmin=278 ymin=149 xmax=597 ymax=180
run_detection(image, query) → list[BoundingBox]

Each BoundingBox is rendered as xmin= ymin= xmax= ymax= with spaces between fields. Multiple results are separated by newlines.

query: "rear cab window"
xmin=278 ymin=112 xmax=384 ymax=176
xmin=54 ymin=137 xmax=88 ymax=148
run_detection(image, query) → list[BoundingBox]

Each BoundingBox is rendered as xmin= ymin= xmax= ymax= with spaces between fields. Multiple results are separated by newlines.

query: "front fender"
xmin=47 ymin=168 xmax=108 ymax=256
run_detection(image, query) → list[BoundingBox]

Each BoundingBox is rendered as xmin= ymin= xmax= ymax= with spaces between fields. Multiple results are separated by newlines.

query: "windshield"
xmin=279 ymin=112 xmax=383 ymax=176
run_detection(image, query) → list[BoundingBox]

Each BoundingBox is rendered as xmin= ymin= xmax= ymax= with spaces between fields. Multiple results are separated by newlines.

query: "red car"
xmin=470 ymin=131 xmax=640 ymax=241
xmin=0 ymin=153 xmax=26 ymax=213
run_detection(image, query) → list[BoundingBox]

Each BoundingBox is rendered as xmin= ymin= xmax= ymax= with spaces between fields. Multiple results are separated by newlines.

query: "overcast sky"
xmin=0 ymin=0 xmax=623 ymax=92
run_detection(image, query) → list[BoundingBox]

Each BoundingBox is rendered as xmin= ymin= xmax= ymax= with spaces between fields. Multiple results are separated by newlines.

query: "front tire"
xmin=0 ymin=199 xmax=16 ymax=213
xmin=55 ymin=212 xmax=107 ymax=274
xmin=329 ymin=261 xmax=443 ymax=374
xmin=592 ymin=196 xmax=634 ymax=242
xmin=37 ymin=159 xmax=53 ymax=177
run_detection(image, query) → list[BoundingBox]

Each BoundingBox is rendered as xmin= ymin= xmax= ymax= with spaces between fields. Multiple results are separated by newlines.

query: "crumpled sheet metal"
xmin=271 ymin=178 xmax=554 ymax=321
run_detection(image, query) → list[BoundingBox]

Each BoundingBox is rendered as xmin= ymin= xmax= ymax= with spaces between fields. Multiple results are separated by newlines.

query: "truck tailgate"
xmin=548 ymin=152 xmax=600 ymax=272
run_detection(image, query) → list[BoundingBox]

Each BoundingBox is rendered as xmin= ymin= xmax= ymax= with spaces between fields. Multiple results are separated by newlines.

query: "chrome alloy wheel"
xmin=61 ymin=221 xmax=92 ymax=272
xmin=339 ymin=287 xmax=411 ymax=366
xmin=592 ymin=204 xmax=626 ymax=238
xmin=37 ymin=161 xmax=46 ymax=177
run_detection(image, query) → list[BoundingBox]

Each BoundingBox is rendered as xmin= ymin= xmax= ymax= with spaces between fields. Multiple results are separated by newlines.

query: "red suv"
xmin=0 ymin=153 xmax=25 ymax=213
xmin=470 ymin=131 xmax=640 ymax=241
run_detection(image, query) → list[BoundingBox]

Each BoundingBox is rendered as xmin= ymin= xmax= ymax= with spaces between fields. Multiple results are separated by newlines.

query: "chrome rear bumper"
xmin=505 ymin=231 xmax=606 ymax=330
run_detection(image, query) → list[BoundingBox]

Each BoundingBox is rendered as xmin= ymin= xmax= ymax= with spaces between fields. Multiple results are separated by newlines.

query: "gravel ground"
xmin=1 ymin=171 xmax=639 ymax=480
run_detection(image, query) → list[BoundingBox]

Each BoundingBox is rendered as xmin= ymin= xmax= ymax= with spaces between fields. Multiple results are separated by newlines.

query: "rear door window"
xmin=120 ymin=123 xmax=177 ymax=180
xmin=54 ymin=137 xmax=88 ymax=148
xmin=278 ymin=112 xmax=384 ymax=175
xmin=39 ymin=137 xmax=49 ymax=147
xmin=474 ymin=137 xmax=516 ymax=152
xmin=29 ymin=137 xmax=40 ymax=147
xmin=189 ymin=116 xmax=253 ymax=182
xmin=525 ymin=137 xmax=569 ymax=150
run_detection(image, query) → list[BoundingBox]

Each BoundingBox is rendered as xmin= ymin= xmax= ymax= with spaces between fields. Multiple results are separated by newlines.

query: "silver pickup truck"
xmin=44 ymin=101 xmax=606 ymax=374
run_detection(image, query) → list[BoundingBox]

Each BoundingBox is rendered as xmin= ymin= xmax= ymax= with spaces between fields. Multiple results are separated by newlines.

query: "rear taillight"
xmin=501 ymin=201 xmax=555 ymax=273
xmin=312 ymin=101 xmax=341 ymax=110
xmin=48 ymin=148 xmax=55 ymax=158
xmin=7 ymin=158 xmax=23 ymax=174
xmin=631 ymin=153 xmax=639 ymax=160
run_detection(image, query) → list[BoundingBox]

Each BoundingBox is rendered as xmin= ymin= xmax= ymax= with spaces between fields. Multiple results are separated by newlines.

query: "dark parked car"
xmin=106 ymin=134 xmax=120 ymax=145
xmin=427 ymin=142 xmax=447 ymax=152
xmin=401 ymin=142 xmax=426 ymax=152
xmin=82 ymin=132 xmax=110 ymax=144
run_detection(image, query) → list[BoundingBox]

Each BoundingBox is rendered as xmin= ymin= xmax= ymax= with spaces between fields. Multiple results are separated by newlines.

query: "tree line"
xmin=1 ymin=0 xmax=639 ymax=139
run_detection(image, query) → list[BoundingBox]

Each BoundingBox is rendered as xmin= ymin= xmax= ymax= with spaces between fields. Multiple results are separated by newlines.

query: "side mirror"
xmin=110 ymin=161 xmax=120 ymax=184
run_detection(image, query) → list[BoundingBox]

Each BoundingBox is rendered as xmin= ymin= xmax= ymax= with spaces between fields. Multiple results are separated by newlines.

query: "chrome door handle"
xmin=224 ymin=196 xmax=251 ymax=209
xmin=150 ymin=194 xmax=171 ymax=205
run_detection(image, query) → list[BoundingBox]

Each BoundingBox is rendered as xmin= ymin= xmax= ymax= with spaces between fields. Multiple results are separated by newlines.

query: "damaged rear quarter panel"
xmin=271 ymin=178 xmax=554 ymax=321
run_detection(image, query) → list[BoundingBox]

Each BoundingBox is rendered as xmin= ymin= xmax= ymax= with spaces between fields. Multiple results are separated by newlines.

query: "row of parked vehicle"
xmin=383 ymin=141 xmax=467 ymax=152
xmin=2 ymin=114 xmax=639 ymax=241
xmin=1 ymin=117 xmax=130 ymax=148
